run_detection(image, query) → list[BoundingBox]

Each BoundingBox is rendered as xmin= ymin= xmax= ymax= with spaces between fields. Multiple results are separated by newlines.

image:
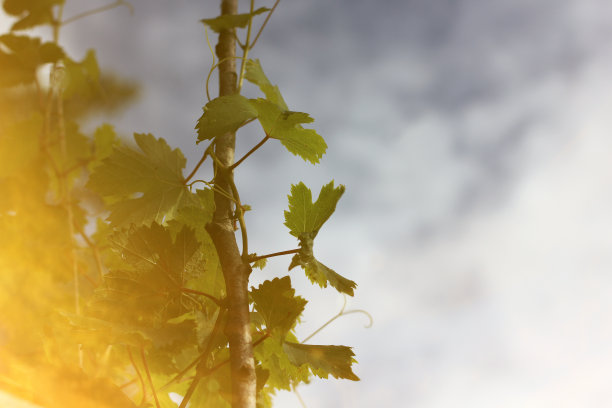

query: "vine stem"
xmin=61 ymin=0 xmax=133 ymax=25
xmin=177 ymin=309 xmax=226 ymax=408
xmin=250 ymin=0 xmax=281 ymax=49
xmin=184 ymin=139 xmax=215 ymax=184
xmin=127 ymin=347 xmax=146 ymax=405
xmin=237 ymin=0 xmax=255 ymax=92
xmin=229 ymin=135 xmax=269 ymax=171
xmin=180 ymin=287 xmax=224 ymax=307
xmin=76 ymin=224 xmax=105 ymax=282
xmin=141 ymin=347 xmax=161 ymax=408
xmin=249 ymin=248 xmax=299 ymax=263
xmin=292 ymin=383 xmax=307 ymax=408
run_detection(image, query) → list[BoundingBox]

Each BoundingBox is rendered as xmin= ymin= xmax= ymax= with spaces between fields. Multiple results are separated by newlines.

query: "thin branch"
xmin=292 ymin=383 xmax=308 ymax=408
xmin=76 ymin=226 xmax=105 ymax=282
xmin=178 ymin=309 xmax=226 ymax=408
xmin=187 ymin=178 xmax=240 ymax=207
xmin=61 ymin=0 xmax=133 ymax=26
xmin=249 ymin=248 xmax=299 ymax=263
xmin=161 ymin=353 xmax=204 ymax=391
xmin=118 ymin=378 xmax=137 ymax=390
xmin=181 ymin=287 xmax=224 ymax=307
xmin=184 ymin=139 xmax=215 ymax=184
xmin=141 ymin=347 xmax=161 ymax=408
xmin=229 ymin=135 xmax=269 ymax=171
xmin=60 ymin=158 xmax=91 ymax=177
xmin=128 ymin=347 xmax=146 ymax=406
xmin=237 ymin=0 xmax=256 ymax=92
xmin=250 ymin=0 xmax=281 ymax=49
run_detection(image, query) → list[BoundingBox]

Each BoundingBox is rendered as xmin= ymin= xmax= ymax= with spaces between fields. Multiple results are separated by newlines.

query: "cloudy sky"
xmin=7 ymin=0 xmax=612 ymax=406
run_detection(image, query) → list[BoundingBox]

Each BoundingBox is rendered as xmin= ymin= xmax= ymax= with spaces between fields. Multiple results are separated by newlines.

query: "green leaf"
xmin=64 ymin=49 xmax=101 ymax=99
xmin=284 ymin=181 xmax=355 ymax=295
xmin=0 ymin=35 xmax=64 ymax=87
xmin=88 ymin=133 xmax=195 ymax=227
xmin=289 ymin=234 xmax=356 ymax=296
xmin=60 ymin=312 xmax=152 ymax=349
xmin=251 ymin=257 xmax=267 ymax=270
xmin=253 ymin=336 xmax=310 ymax=390
xmin=251 ymin=277 xmax=307 ymax=335
xmin=283 ymin=341 xmax=359 ymax=381
xmin=120 ymin=223 xmax=199 ymax=295
xmin=89 ymin=124 xmax=118 ymax=170
xmin=175 ymin=188 xmax=215 ymax=244
xmin=3 ymin=0 xmax=64 ymax=31
xmin=190 ymin=363 xmax=232 ymax=408
xmin=284 ymin=181 xmax=345 ymax=238
xmin=200 ymin=7 xmax=269 ymax=33
xmin=196 ymin=94 xmax=258 ymax=142
xmin=244 ymin=59 xmax=287 ymax=109
xmin=244 ymin=60 xmax=326 ymax=163
xmin=250 ymin=99 xmax=326 ymax=164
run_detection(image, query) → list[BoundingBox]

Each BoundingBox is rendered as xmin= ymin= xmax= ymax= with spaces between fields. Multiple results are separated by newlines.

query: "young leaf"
xmin=196 ymin=94 xmax=258 ymax=142
xmin=89 ymin=124 xmax=119 ymax=170
xmin=0 ymin=34 xmax=64 ymax=87
xmin=63 ymin=49 xmax=101 ymax=99
xmin=201 ymin=7 xmax=269 ymax=33
xmin=253 ymin=336 xmax=310 ymax=390
xmin=251 ymin=276 xmax=307 ymax=335
xmin=283 ymin=341 xmax=359 ymax=381
xmin=250 ymin=98 xmax=326 ymax=164
xmin=284 ymin=181 xmax=345 ymax=238
xmin=284 ymin=181 xmax=356 ymax=295
xmin=88 ymin=133 xmax=196 ymax=227
xmin=174 ymin=188 xmax=215 ymax=244
xmin=251 ymin=257 xmax=267 ymax=270
xmin=3 ymin=0 xmax=64 ymax=31
xmin=244 ymin=59 xmax=287 ymax=109
xmin=124 ymin=223 xmax=199 ymax=282
xmin=289 ymin=234 xmax=357 ymax=296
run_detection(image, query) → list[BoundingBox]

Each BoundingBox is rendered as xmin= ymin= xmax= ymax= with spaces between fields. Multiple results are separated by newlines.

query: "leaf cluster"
xmin=0 ymin=1 xmax=360 ymax=407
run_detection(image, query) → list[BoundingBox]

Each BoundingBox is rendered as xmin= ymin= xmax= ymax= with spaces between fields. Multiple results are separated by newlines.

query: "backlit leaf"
xmin=64 ymin=49 xmax=101 ymax=99
xmin=283 ymin=341 xmax=359 ymax=381
xmin=244 ymin=59 xmax=287 ymax=109
xmin=254 ymin=336 xmax=310 ymax=390
xmin=0 ymin=34 xmax=64 ymax=87
xmin=284 ymin=181 xmax=345 ymax=238
xmin=251 ymin=277 xmax=307 ymax=335
xmin=3 ymin=0 xmax=64 ymax=31
xmin=250 ymin=98 xmax=326 ymax=164
xmin=284 ymin=181 xmax=355 ymax=295
xmin=88 ymin=133 xmax=195 ymax=227
xmin=196 ymin=94 xmax=258 ymax=142
xmin=200 ymin=7 xmax=269 ymax=33
xmin=289 ymin=234 xmax=356 ymax=296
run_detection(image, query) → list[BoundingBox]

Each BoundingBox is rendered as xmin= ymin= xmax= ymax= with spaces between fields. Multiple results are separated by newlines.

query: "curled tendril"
xmin=301 ymin=295 xmax=373 ymax=343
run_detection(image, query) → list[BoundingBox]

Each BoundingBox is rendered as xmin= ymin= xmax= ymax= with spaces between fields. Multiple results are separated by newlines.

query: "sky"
xmin=6 ymin=0 xmax=612 ymax=406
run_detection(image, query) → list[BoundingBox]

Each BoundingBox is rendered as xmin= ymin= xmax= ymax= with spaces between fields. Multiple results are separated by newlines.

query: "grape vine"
xmin=0 ymin=1 xmax=366 ymax=407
